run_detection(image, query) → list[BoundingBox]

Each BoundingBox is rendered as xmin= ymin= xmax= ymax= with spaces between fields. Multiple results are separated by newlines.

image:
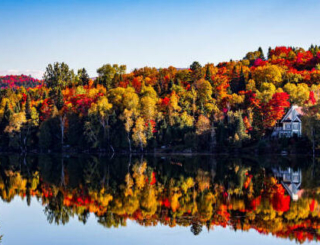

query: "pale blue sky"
xmin=1 ymin=197 xmax=313 ymax=245
xmin=0 ymin=0 xmax=320 ymax=78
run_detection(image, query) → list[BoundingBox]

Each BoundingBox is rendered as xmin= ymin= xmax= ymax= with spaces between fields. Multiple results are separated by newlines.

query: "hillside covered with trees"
xmin=0 ymin=75 xmax=43 ymax=89
xmin=1 ymin=46 xmax=320 ymax=153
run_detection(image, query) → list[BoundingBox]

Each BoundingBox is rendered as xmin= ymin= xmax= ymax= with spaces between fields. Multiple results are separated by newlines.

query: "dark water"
xmin=0 ymin=154 xmax=319 ymax=245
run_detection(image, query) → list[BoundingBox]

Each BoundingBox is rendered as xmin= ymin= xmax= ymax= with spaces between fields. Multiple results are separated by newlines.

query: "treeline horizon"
xmin=1 ymin=45 xmax=320 ymax=153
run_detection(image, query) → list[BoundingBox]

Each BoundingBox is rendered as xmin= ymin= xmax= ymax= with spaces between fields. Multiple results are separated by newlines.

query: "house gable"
xmin=272 ymin=105 xmax=303 ymax=138
xmin=281 ymin=106 xmax=302 ymax=123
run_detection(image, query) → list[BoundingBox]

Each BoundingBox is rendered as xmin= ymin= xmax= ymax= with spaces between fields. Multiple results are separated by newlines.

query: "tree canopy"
xmin=1 ymin=45 xmax=320 ymax=153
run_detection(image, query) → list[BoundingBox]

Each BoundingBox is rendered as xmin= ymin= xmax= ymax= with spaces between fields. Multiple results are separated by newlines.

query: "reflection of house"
xmin=272 ymin=105 xmax=303 ymax=138
xmin=272 ymin=167 xmax=302 ymax=201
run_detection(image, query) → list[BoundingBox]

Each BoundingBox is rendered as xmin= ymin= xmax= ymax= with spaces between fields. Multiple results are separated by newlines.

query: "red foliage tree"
xmin=261 ymin=92 xmax=290 ymax=128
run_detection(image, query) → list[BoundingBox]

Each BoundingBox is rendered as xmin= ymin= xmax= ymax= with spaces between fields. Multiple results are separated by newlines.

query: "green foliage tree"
xmin=97 ymin=64 xmax=126 ymax=90
xmin=77 ymin=68 xmax=90 ymax=86
xmin=190 ymin=61 xmax=203 ymax=81
xmin=258 ymin=47 xmax=265 ymax=60
xmin=44 ymin=62 xmax=74 ymax=89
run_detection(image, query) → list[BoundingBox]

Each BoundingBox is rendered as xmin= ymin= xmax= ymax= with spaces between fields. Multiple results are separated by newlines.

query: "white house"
xmin=272 ymin=167 xmax=302 ymax=201
xmin=271 ymin=105 xmax=303 ymax=138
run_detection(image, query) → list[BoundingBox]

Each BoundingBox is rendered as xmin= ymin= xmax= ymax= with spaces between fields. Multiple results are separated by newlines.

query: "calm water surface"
xmin=0 ymin=154 xmax=319 ymax=245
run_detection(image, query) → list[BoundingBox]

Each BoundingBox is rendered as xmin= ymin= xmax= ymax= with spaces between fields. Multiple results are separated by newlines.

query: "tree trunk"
xmin=60 ymin=158 xmax=65 ymax=187
xmin=105 ymin=116 xmax=114 ymax=153
xmin=127 ymin=132 xmax=132 ymax=152
xmin=23 ymin=126 xmax=30 ymax=152
xmin=312 ymin=126 xmax=315 ymax=158
xmin=106 ymin=117 xmax=110 ymax=145
xmin=210 ymin=122 xmax=216 ymax=152
xmin=138 ymin=134 xmax=143 ymax=152
xmin=60 ymin=115 xmax=66 ymax=147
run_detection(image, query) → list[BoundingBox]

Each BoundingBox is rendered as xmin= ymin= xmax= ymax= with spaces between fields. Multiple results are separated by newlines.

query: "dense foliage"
xmin=1 ymin=155 xmax=320 ymax=243
xmin=0 ymin=75 xmax=43 ymax=89
xmin=1 ymin=45 xmax=320 ymax=152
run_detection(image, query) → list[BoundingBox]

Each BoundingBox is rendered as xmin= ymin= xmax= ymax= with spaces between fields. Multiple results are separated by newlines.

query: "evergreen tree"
xmin=168 ymin=79 xmax=174 ymax=92
xmin=205 ymin=65 xmax=213 ymax=85
xmin=258 ymin=47 xmax=265 ymax=60
xmin=190 ymin=61 xmax=202 ymax=81
xmin=230 ymin=66 xmax=239 ymax=93
xmin=267 ymin=47 xmax=272 ymax=59
xmin=190 ymin=61 xmax=202 ymax=72
xmin=238 ymin=67 xmax=246 ymax=92
xmin=56 ymin=88 xmax=64 ymax=111
xmin=25 ymin=94 xmax=32 ymax=120
xmin=1 ymin=101 xmax=12 ymax=130
xmin=310 ymin=44 xmax=315 ymax=51
xmin=78 ymin=68 xmax=90 ymax=86
xmin=191 ymin=222 xmax=203 ymax=235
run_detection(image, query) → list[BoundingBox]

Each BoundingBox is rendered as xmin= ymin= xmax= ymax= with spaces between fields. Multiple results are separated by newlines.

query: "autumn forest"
xmin=1 ymin=155 xmax=320 ymax=243
xmin=1 ymin=45 xmax=320 ymax=153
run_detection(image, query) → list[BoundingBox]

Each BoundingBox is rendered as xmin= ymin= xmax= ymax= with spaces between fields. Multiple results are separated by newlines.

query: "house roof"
xmin=294 ymin=106 xmax=304 ymax=116
xmin=281 ymin=105 xmax=303 ymax=123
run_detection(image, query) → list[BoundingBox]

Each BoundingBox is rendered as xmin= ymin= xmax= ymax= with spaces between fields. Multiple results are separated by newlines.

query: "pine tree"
xmin=190 ymin=61 xmax=202 ymax=81
xmin=168 ymin=79 xmax=174 ymax=92
xmin=310 ymin=44 xmax=315 ymax=51
xmin=1 ymin=101 xmax=12 ymax=129
xmin=79 ymin=68 xmax=90 ymax=86
xmin=205 ymin=65 xmax=213 ymax=85
xmin=267 ymin=47 xmax=272 ymax=59
xmin=258 ymin=47 xmax=265 ymax=60
xmin=238 ymin=67 xmax=246 ymax=92
xmin=230 ymin=66 xmax=238 ymax=93
xmin=56 ymin=88 xmax=64 ymax=110
xmin=25 ymin=94 xmax=32 ymax=120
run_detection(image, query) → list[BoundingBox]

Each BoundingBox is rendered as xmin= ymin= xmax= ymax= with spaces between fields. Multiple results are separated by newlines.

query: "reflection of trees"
xmin=44 ymin=191 xmax=70 ymax=225
xmin=97 ymin=212 xmax=126 ymax=228
xmin=190 ymin=221 xmax=202 ymax=236
xmin=1 ymin=155 xmax=320 ymax=243
xmin=78 ymin=210 xmax=90 ymax=224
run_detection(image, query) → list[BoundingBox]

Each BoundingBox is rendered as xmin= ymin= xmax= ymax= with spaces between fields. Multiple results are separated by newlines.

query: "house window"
xmin=285 ymin=124 xmax=291 ymax=130
xmin=293 ymin=124 xmax=299 ymax=130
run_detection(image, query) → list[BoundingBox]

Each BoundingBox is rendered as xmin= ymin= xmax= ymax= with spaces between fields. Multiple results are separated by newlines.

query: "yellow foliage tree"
xmin=132 ymin=117 xmax=147 ymax=151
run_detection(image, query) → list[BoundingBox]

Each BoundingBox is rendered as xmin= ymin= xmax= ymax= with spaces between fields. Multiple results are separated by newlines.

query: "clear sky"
xmin=1 ymin=0 xmax=320 ymax=79
xmin=1 ymin=197 xmax=314 ymax=245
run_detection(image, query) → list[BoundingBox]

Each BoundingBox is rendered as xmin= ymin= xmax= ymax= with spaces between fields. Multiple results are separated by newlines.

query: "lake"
xmin=0 ymin=154 xmax=319 ymax=244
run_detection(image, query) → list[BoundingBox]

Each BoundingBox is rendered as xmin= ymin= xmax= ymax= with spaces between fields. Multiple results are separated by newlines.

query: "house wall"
xmin=282 ymin=122 xmax=301 ymax=136
xmin=272 ymin=106 xmax=303 ymax=138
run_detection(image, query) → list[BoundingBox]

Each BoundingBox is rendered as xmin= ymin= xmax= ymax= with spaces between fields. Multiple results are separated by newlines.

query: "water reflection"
xmin=0 ymin=155 xmax=320 ymax=244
